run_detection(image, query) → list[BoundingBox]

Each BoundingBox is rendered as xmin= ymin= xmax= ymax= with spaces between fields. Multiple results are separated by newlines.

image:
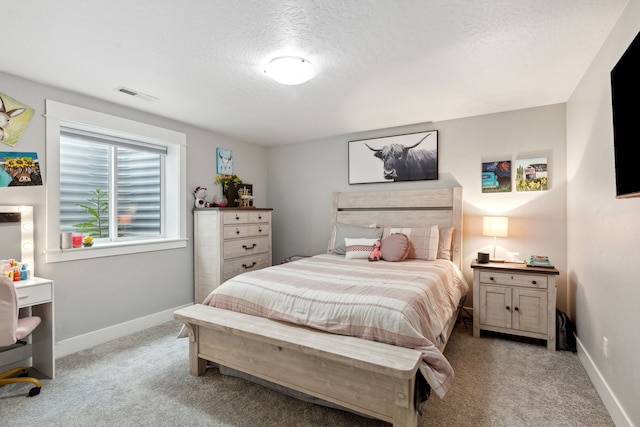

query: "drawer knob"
xmin=242 ymin=262 xmax=257 ymax=269
xmin=258 ymin=215 xmax=262 ymax=220
xmin=258 ymin=227 xmax=262 ymax=233
xmin=506 ymin=305 xmax=510 ymax=311
xmin=242 ymin=243 xmax=257 ymax=250
xmin=489 ymin=276 xmax=495 ymax=281
xmin=531 ymin=280 xmax=537 ymax=285
xmin=235 ymin=215 xmax=240 ymax=220
xmin=514 ymin=306 xmax=519 ymax=311
xmin=235 ymin=229 xmax=240 ymax=235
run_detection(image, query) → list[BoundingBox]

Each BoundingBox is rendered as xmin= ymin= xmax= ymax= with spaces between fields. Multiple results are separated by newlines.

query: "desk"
xmin=0 ymin=277 xmax=55 ymax=378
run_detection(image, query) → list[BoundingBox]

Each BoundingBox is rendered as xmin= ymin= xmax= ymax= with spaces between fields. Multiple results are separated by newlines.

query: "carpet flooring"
xmin=0 ymin=319 xmax=614 ymax=426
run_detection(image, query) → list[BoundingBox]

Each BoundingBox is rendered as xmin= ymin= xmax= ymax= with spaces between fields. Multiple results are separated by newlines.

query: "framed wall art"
xmin=482 ymin=160 xmax=511 ymax=193
xmin=1 ymin=92 xmax=34 ymax=147
xmin=216 ymin=148 xmax=233 ymax=175
xmin=515 ymin=157 xmax=548 ymax=191
xmin=348 ymin=130 xmax=438 ymax=184
xmin=0 ymin=152 xmax=43 ymax=187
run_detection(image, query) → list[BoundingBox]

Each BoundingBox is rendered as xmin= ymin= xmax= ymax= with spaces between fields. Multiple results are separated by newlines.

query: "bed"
xmin=174 ymin=186 xmax=467 ymax=426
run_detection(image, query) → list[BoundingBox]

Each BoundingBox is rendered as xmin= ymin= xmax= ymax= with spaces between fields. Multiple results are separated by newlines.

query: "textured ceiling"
xmin=2 ymin=1 xmax=628 ymax=146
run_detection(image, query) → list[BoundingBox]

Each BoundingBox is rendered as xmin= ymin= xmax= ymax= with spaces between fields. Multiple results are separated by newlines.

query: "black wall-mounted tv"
xmin=611 ymin=30 xmax=640 ymax=199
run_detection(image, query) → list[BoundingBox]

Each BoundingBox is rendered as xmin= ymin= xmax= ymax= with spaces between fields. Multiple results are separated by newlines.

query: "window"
xmin=45 ymin=100 xmax=186 ymax=262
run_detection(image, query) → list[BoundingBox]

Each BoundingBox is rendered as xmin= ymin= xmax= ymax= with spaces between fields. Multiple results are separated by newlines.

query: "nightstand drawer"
xmin=16 ymin=283 xmax=52 ymax=308
xmin=479 ymin=271 xmax=547 ymax=289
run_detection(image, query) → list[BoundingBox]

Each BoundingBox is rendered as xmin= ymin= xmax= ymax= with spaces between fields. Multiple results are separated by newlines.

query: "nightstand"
xmin=471 ymin=260 xmax=559 ymax=350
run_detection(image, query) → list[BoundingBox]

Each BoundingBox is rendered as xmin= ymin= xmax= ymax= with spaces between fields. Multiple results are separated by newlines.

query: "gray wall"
xmin=267 ymin=104 xmax=568 ymax=311
xmin=567 ymin=1 xmax=639 ymax=425
xmin=0 ymin=71 xmax=266 ymax=345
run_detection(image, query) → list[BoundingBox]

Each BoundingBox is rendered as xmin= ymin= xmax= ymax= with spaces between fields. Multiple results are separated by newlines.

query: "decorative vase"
xmin=224 ymin=183 xmax=240 ymax=207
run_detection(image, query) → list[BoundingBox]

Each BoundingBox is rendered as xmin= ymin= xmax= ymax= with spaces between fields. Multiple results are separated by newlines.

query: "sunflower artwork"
xmin=0 ymin=152 xmax=43 ymax=187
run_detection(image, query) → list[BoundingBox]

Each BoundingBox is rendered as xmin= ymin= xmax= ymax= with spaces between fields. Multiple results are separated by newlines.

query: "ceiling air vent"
xmin=114 ymin=86 xmax=159 ymax=102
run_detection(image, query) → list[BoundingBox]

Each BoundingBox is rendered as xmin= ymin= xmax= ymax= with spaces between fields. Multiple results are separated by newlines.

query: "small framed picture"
xmin=216 ymin=148 xmax=233 ymax=175
xmin=482 ymin=160 xmax=511 ymax=193
xmin=515 ymin=157 xmax=548 ymax=191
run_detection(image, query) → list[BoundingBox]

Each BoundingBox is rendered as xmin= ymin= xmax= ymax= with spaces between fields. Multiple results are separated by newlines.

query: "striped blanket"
xmin=203 ymin=254 xmax=469 ymax=397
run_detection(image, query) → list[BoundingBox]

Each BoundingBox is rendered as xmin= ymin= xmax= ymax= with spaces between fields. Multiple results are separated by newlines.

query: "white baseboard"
xmin=576 ymin=336 xmax=633 ymax=427
xmin=55 ymin=303 xmax=192 ymax=359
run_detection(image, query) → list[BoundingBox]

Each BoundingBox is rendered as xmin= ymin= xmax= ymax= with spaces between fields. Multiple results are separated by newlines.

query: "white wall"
xmin=267 ymin=103 xmax=567 ymax=310
xmin=566 ymin=1 xmax=639 ymax=425
xmin=0 ymin=71 xmax=266 ymax=350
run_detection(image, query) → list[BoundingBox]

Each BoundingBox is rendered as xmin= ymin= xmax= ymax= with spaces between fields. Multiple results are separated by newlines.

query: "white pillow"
xmin=329 ymin=223 xmax=383 ymax=255
xmin=344 ymin=238 xmax=379 ymax=259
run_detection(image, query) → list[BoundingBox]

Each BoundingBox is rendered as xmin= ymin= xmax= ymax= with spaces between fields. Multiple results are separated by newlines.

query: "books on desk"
xmin=524 ymin=255 xmax=554 ymax=268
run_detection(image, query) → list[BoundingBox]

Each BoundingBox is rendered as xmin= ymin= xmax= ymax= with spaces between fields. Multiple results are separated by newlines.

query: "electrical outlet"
xmin=603 ymin=336 xmax=608 ymax=358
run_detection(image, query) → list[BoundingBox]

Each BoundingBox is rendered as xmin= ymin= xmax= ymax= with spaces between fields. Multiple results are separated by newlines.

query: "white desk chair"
xmin=0 ymin=276 xmax=42 ymax=396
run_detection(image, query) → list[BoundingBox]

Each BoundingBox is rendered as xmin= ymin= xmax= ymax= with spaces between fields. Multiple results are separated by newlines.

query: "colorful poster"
xmin=0 ymin=92 xmax=34 ymax=147
xmin=0 ymin=152 xmax=43 ymax=187
xmin=515 ymin=157 xmax=548 ymax=191
xmin=482 ymin=160 xmax=511 ymax=193
xmin=216 ymin=148 xmax=233 ymax=174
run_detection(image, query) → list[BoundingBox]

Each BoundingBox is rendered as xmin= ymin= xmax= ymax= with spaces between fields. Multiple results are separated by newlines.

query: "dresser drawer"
xmin=249 ymin=224 xmax=269 ymax=237
xmin=223 ymin=224 xmax=270 ymax=239
xmin=17 ymin=283 xmax=52 ymax=308
xmin=223 ymin=211 xmax=250 ymax=224
xmin=249 ymin=211 xmax=270 ymax=223
xmin=224 ymin=236 xmax=271 ymax=259
xmin=479 ymin=271 xmax=547 ymax=289
xmin=224 ymin=225 xmax=250 ymax=239
xmin=223 ymin=253 xmax=271 ymax=280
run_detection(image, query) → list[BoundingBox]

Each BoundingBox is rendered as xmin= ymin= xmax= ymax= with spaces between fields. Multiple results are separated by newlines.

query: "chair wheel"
xmin=28 ymin=387 xmax=41 ymax=397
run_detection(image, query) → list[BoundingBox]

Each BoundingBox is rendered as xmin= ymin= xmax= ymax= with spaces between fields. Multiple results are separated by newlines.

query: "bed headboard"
xmin=328 ymin=186 xmax=463 ymax=268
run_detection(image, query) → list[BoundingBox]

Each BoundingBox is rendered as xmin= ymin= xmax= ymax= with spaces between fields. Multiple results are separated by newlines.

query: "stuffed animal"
xmin=193 ymin=186 xmax=208 ymax=208
xmin=368 ymin=240 xmax=382 ymax=262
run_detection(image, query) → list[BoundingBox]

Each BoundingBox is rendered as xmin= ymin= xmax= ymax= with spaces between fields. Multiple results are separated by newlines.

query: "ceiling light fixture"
xmin=264 ymin=56 xmax=315 ymax=85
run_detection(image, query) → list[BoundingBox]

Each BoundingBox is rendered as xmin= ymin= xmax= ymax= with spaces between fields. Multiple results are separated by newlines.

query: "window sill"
xmin=45 ymin=238 xmax=188 ymax=263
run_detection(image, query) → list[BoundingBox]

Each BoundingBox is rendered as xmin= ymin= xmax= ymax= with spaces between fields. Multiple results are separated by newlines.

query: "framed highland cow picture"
xmin=348 ymin=130 xmax=438 ymax=184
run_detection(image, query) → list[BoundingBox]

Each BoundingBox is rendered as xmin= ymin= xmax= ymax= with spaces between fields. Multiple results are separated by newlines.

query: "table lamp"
xmin=482 ymin=216 xmax=509 ymax=262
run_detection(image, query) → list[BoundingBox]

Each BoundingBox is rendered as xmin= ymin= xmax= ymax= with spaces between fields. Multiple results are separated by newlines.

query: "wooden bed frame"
xmin=174 ymin=186 xmax=463 ymax=427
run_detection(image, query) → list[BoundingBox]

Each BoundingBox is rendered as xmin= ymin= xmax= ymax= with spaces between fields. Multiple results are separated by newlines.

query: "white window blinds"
xmin=59 ymin=126 xmax=164 ymax=239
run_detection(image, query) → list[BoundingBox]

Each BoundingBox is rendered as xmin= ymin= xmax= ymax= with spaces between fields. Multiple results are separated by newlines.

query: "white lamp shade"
xmin=482 ymin=216 xmax=509 ymax=237
xmin=264 ymin=56 xmax=315 ymax=85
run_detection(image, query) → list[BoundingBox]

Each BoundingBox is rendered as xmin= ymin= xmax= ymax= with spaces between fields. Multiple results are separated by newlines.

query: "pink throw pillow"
xmin=380 ymin=233 xmax=410 ymax=262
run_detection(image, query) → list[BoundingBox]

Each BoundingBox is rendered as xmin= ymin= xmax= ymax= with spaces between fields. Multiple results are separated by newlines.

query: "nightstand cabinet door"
xmin=513 ymin=288 xmax=548 ymax=334
xmin=480 ymin=285 xmax=512 ymax=329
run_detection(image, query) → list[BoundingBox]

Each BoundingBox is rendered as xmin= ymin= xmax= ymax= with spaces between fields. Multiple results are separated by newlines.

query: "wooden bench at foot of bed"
xmin=174 ymin=304 xmax=423 ymax=427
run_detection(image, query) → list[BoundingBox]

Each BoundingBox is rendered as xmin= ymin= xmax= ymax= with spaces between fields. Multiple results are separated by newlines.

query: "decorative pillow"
xmin=382 ymin=225 xmax=439 ymax=260
xmin=438 ymin=226 xmax=454 ymax=260
xmin=330 ymin=223 xmax=383 ymax=255
xmin=344 ymin=238 xmax=379 ymax=259
xmin=380 ymin=233 xmax=410 ymax=262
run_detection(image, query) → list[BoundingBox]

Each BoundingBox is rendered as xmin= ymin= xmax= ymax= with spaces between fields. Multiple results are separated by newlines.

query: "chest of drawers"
xmin=194 ymin=208 xmax=272 ymax=303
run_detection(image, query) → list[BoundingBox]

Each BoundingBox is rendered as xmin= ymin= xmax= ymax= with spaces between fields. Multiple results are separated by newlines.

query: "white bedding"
xmin=203 ymin=254 xmax=469 ymax=397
